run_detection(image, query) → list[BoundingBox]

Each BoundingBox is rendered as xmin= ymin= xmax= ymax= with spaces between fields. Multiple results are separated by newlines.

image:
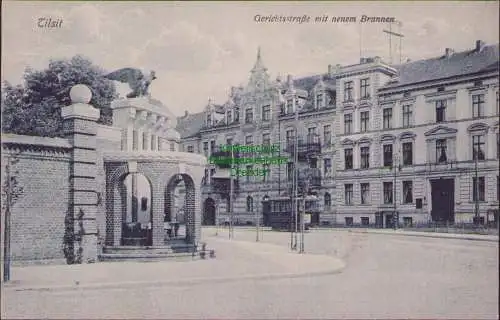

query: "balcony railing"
xmin=285 ymin=134 xmax=322 ymax=160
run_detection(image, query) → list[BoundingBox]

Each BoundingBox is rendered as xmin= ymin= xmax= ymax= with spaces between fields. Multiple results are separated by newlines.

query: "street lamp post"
xmin=229 ymin=145 xmax=235 ymax=239
xmin=255 ymin=201 xmax=259 ymax=242
xmin=474 ymin=151 xmax=480 ymax=225
xmin=393 ymin=153 xmax=400 ymax=230
xmin=215 ymin=202 xmax=219 ymax=236
xmin=292 ymin=101 xmax=300 ymax=250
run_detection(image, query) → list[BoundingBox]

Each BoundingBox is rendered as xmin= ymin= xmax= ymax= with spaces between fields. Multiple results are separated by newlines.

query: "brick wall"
xmin=1 ymin=135 xmax=72 ymax=264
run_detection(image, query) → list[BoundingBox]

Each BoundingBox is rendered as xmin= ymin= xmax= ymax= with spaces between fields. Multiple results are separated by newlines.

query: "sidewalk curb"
xmin=348 ymin=230 xmax=499 ymax=242
xmin=1 ymin=262 xmax=345 ymax=293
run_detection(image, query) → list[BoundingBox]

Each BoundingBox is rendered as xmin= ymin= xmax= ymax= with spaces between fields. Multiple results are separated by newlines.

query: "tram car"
xmin=262 ymin=196 xmax=312 ymax=231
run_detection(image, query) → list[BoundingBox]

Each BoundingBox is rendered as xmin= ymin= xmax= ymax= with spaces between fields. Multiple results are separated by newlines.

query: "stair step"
xmin=99 ymin=252 xmax=201 ymax=262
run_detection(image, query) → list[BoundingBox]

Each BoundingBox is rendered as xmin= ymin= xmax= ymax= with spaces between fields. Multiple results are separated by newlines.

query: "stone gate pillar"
xmin=61 ymin=84 xmax=100 ymax=263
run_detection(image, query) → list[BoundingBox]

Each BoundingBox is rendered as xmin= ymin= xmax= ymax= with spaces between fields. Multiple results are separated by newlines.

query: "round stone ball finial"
xmin=70 ymin=84 xmax=92 ymax=104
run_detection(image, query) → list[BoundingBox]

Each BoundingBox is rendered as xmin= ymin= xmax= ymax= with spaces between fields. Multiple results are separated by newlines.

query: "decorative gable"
xmin=357 ymin=136 xmax=372 ymax=145
xmin=424 ymin=125 xmax=458 ymax=137
xmin=398 ymin=131 xmax=416 ymax=140
xmin=467 ymin=122 xmax=489 ymax=133
xmin=379 ymin=134 xmax=396 ymax=142
xmin=341 ymin=138 xmax=355 ymax=146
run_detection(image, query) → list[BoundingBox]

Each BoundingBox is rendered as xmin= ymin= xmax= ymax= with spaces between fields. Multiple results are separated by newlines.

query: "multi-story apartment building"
xmin=177 ymin=40 xmax=499 ymax=227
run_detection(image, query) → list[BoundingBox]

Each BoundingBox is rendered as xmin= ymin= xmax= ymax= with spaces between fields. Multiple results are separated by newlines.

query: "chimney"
xmin=335 ymin=64 xmax=342 ymax=73
xmin=475 ymin=40 xmax=486 ymax=52
xmin=445 ymin=48 xmax=454 ymax=57
xmin=287 ymin=74 xmax=293 ymax=86
xmin=184 ymin=110 xmax=189 ymax=117
xmin=360 ymin=57 xmax=366 ymax=64
xmin=328 ymin=64 xmax=333 ymax=75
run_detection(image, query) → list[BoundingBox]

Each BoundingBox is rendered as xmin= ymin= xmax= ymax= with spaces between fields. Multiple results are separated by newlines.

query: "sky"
xmin=1 ymin=1 xmax=498 ymax=117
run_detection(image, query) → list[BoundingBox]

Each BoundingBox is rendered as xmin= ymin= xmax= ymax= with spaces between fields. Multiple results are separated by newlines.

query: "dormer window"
xmin=206 ymin=114 xmax=212 ymax=127
xmin=316 ymin=93 xmax=323 ymax=108
xmin=227 ymin=110 xmax=232 ymax=124
xmin=234 ymin=108 xmax=240 ymax=123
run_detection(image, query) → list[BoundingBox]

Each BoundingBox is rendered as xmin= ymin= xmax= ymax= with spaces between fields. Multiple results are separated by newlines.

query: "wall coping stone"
xmin=103 ymin=151 xmax=207 ymax=166
xmin=1 ymin=133 xmax=72 ymax=149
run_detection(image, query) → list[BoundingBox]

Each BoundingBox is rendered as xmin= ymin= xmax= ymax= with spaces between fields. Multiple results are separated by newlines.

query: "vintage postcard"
xmin=1 ymin=1 xmax=499 ymax=319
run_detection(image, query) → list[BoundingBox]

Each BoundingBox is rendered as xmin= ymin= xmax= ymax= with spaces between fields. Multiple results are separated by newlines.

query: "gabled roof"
xmin=293 ymin=74 xmax=336 ymax=92
xmin=176 ymin=112 xmax=204 ymax=139
xmin=383 ymin=43 xmax=499 ymax=89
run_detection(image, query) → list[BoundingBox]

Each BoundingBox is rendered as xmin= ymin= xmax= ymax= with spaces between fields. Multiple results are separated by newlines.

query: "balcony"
xmin=210 ymin=146 xmax=241 ymax=169
xmin=211 ymin=171 xmax=240 ymax=195
xmin=298 ymin=168 xmax=322 ymax=190
xmin=285 ymin=135 xmax=322 ymax=161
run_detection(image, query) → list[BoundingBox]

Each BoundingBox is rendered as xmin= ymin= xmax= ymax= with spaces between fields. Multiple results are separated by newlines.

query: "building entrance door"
xmin=431 ymin=178 xmax=455 ymax=223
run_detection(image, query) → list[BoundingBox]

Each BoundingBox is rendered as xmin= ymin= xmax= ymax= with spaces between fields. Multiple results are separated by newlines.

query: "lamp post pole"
xmin=293 ymin=102 xmax=299 ymax=250
xmin=215 ymin=202 xmax=219 ymax=236
xmin=393 ymin=153 xmax=399 ymax=230
xmin=3 ymin=157 xmax=12 ymax=282
xmin=229 ymin=146 xmax=234 ymax=239
xmin=474 ymin=151 xmax=480 ymax=225
xmin=255 ymin=202 xmax=259 ymax=242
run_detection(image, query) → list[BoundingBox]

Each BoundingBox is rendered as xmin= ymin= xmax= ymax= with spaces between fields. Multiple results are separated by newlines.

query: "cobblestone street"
xmin=2 ymin=228 xmax=498 ymax=319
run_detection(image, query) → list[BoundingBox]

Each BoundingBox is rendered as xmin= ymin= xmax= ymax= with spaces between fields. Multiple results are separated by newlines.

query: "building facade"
xmin=177 ymin=40 xmax=499 ymax=227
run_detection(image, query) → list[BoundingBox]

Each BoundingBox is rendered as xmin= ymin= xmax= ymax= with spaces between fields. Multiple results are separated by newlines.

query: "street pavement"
xmin=1 ymin=227 xmax=498 ymax=319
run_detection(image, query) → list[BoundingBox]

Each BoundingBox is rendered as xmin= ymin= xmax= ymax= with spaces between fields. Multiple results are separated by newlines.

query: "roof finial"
xmin=252 ymin=46 xmax=267 ymax=72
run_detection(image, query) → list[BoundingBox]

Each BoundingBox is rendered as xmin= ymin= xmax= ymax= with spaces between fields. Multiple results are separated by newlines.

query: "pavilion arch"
xmin=165 ymin=173 xmax=198 ymax=244
xmin=104 ymin=163 xmax=154 ymax=247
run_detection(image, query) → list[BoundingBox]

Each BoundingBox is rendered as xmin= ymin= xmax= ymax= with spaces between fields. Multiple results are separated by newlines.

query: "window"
xmin=383 ymin=108 xmax=393 ymax=129
xmin=316 ymin=93 xmax=323 ymax=108
xmin=234 ymin=108 xmax=240 ymax=122
xmin=472 ymin=135 xmax=485 ymax=160
xmin=141 ymin=197 xmax=148 ymax=211
xmin=308 ymin=127 xmax=318 ymax=144
xmin=210 ymin=140 xmax=216 ymax=154
xmin=403 ymin=217 xmax=413 ymax=227
xmin=360 ymin=146 xmax=370 ymax=169
xmin=262 ymin=164 xmax=270 ymax=182
xmin=286 ymin=129 xmax=295 ymax=148
xmin=360 ymin=111 xmax=369 ymax=132
xmin=344 ymin=114 xmax=353 ymax=134
xmin=226 ymin=138 xmax=233 ymax=146
xmin=150 ymin=135 xmax=156 ymax=150
xmin=344 ymin=81 xmax=354 ymax=101
xmin=403 ymin=181 xmax=413 ymax=204
xmin=287 ymin=162 xmax=293 ymax=181
xmin=324 ymin=193 xmax=331 ymax=209
xmin=227 ymin=110 xmax=232 ymax=124
xmin=132 ymin=130 xmax=138 ymax=150
xmin=344 ymin=148 xmax=353 ymax=170
xmin=323 ymin=158 xmax=332 ymax=176
xmin=203 ymin=169 xmax=209 ymax=185
xmin=245 ymin=135 xmax=253 ymax=146
xmin=345 ymin=217 xmax=353 ymax=226
xmin=157 ymin=137 xmax=162 ymax=151
xmin=262 ymin=105 xmax=271 ymax=121
xmin=383 ymin=144 xmax=393 ymax=167
xmin=435 ymin=100 xmax=446 ymax=123
xmin=246 ymin=165 xmax=253 ymax=182
xmin=245 ymin=108 xmax=253 ymax=123
xmin=472 ymin=177 xmax=485 ymax=201
xmin=286 ymin=99 xmax=293 ymax=114
xmin=170 ymin=142 xmax=175 ymax=151
xmin=345 ymin=184 xmax=353 ymax=205
xmin=402 ymin=105 xmax=412 ymax=128
xmin=187 ymin=145 xmax=194 ymax=153
xmin=361 ymin=183 xmax=370 ymax=204
xmin=142 ymin=132 xmax=147 ymax=150
xmin=203 ymin=142 xmax=209 ymax=156
xmin=323 ymin=125 xmax=331 ymax=145
xmin=246 ymin=196 xmax=254 ymax=212
xmin=361 ymin=217 xmax=370 ymax=226
xmin=496 ymin=91 xmax=499 ymax=115
xmin=360 ymin=78 xmax=370 ymax=99
xmin=472 ymin=94 xmax=485 ymax=118
xmin=383 ymin=182 xmax=393 ymax=204
xmin=207 ymin=114 xmax=212 ymax=126
xmin=497 ymin=176 xmax=499 ymax=202
xmin=436 ymin=139 xmax=447 ymax=163
xmin=402 ymin=142 xmax=413 ymax=166
xmin=497 ymin=133 xmax=499 ymax=159
xmin=262 ymin=133 xmax=270 ymax=146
